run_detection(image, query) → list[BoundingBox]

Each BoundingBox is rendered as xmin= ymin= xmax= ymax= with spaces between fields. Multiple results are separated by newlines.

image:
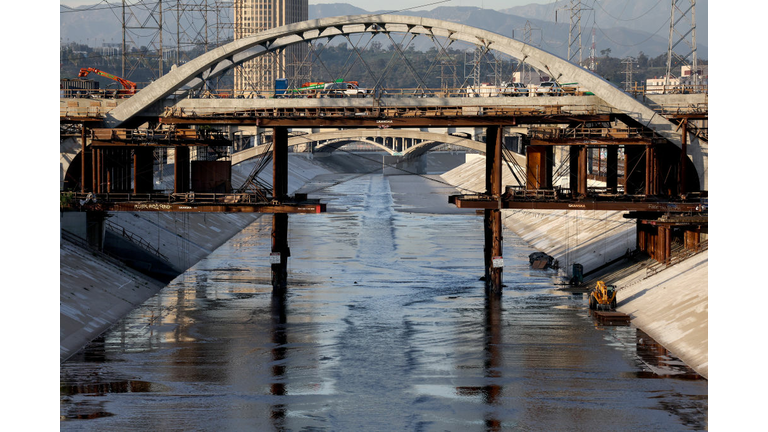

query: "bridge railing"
xmin=627 ymin=82 xmax=708 ymax=96
xmin=163 ymin=103 xmax=617 ymax=121
xmin=63 ymin=191 xmax=275 ymax=206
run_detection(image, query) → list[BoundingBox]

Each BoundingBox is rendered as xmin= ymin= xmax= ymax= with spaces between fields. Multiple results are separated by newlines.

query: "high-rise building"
xmin=234 ymin=0 xmax=309 ymax=94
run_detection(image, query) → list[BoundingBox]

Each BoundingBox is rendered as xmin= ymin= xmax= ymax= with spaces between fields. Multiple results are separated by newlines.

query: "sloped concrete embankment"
xmin=60 ymin=154 xmax=333 ymax=362
xmin=441 ymin=157 xmax=708 ymax=378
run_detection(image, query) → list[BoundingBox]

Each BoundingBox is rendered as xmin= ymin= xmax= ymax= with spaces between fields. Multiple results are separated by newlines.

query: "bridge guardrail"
xmin=63 ymin=191 xmax=275 ymax=206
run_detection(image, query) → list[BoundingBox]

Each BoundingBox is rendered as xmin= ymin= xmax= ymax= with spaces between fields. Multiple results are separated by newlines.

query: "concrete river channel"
xmin=60 ymin=167 xmax=708 ymax=430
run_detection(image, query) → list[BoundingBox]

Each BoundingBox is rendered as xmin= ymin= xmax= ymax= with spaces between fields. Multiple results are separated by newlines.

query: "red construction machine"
xmin=78 ymin=68 xmax=137 ymax=96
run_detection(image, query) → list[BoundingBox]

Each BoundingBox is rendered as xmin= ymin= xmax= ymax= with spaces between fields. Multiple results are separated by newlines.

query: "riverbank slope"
xmin=441 ymin=157 xmax=708 ymax=378
xmin=60 ymin=154 xmax=333 ymax=361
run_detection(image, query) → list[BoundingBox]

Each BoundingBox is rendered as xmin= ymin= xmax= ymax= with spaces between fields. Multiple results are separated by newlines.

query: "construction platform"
xmin=591 ymin=310 xmax=632 ymax=325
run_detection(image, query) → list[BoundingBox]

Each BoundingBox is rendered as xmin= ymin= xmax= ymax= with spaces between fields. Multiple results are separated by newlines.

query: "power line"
xmin=593 ymin=0 xmax=665 ymax=23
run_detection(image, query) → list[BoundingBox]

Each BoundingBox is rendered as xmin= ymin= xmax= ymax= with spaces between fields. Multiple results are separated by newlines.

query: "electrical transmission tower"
xmin=622 ymin=56 xmax=637 ymax=91
xmin=119 ymin=1 xmax=235 ymax=85
xmin=559 ymin=0 xmax=593 ymax=66
xmin=122 ymin=0 xmax=164 ymax=81
xmin=512 ymin=20 xmax=541 ymax=84
xmin=465 ymin=48 xmax=483 ymax=87
xmin=665 ymin=0 xmax=698 ymax=87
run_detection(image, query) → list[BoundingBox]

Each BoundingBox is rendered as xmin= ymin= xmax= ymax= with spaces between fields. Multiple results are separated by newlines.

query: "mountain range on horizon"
xmin=60 ymin=1 xmax=708 ymax=60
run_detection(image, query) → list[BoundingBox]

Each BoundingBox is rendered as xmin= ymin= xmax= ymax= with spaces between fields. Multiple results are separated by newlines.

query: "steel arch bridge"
xmin=104 ymin=14 xmax=705 ymax=189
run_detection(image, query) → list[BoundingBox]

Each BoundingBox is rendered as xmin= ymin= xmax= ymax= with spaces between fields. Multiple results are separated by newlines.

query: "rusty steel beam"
xmin=662 ymin=113 xmax=708 ymax=120
xmin=449 ymin=195 xmax=704 ymax=213
xmin=69 ymin=201 xmax=326 ymax=214
xmin=87 ymin=128 xmax=231 ymax=148
xmin=159 ymin=115 xmax=613 ymax=128
xmin=89 ymin=140 xmax=231 ymax=148
xmin=61 ymin=117 xmax=103 ymax=124
xmin=529 ymin=138 xmax=659 ymax=146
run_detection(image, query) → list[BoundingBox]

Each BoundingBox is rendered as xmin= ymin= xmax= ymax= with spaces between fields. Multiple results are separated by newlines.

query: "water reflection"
xmin=483 ymin=295 xmax=503 ymax=431
xmin=634 ymin=329 xmax=703 ymax=380
xmin=453 ymin=295 xmax=503 ymax=431
xmin=270 ymin=290 xmax=288 ymax=427
xmin=60 ymin=174 xmax=707 ymax=430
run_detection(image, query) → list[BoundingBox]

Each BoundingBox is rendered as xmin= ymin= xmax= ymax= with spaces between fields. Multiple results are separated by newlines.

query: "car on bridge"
xmin=535 ymin=81 xmax=564 ymax=96
xmin=500 ymin=82 xmax=530 ymax=97
xmin=320 ymin=81 xmax=370 ymax=98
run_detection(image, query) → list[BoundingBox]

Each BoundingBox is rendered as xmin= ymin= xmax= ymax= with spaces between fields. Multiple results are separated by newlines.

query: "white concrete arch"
xmin=106 ymin=14 xmax=705 ymax=189
xmin=314 ymin=138 xmax=396 ymax=154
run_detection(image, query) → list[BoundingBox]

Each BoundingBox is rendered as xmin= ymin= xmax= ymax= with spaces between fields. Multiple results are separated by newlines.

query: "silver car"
xmin=501 ymin=82 xmax=529 ymax=97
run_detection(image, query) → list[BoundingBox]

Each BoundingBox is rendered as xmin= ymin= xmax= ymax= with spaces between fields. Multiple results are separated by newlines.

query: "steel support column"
xmin=273 ymin=127 xmax=288 ymax=201
xmin=624 ymin=146 xmax=645 ymax=195
xmin=85 ymin=211 xmax=106 ymax=251
xmin=174 ymin=146 xmax=190 ymax=193
xmin=93 ymin=148 xmax=100 ymax=193
xmin=133 ymin=147 xmax=154 ymax=193
xmin=81 ymin=125 xmax=87 ymax=193
xmin=271 ymin=213 xmax=289 ymax=292
xmin=484 ymin=125 xmax=503 ymax=296
xmin=680 ymin=120 xmax=688 ymax=196
xmin=569 ymin=145 xmax=588 ymax=197
xmin=271 ymin=127 xmax=290 ymax=292
xmin=684 ymin=227 xmax=701 ymax=252
xmin=525 ymin=145 xmax=553 ymax=190
xmin=646 ymin=145 xmax=658 ymax=196
xmin=606 ymin=146 xmax=618 ymax=193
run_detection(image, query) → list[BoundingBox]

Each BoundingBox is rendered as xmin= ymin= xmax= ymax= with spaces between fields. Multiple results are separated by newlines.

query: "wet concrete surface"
xmin=60 ymin=173 xmax=707 ymax=431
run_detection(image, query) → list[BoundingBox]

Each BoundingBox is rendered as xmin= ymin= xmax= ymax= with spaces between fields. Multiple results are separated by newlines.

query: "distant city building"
xmin=234 ymin=0 xmax=309 ymax=94
xmin=681 ymin=65 xmax=708 ymax=85
xmin=646 ymin=65 xmax=708 ymax=94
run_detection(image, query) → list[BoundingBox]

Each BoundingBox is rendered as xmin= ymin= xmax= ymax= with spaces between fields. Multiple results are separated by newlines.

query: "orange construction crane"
xmin=78 ymin=68 xmax=137 ymax=95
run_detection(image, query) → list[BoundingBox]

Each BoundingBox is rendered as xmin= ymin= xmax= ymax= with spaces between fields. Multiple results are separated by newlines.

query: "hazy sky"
xmin=60 ymin=1 xmax=553 ymax=10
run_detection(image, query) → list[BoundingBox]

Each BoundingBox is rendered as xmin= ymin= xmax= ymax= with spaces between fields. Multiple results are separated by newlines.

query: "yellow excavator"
xmin=588 ymin=280 xmax=617 ymax=311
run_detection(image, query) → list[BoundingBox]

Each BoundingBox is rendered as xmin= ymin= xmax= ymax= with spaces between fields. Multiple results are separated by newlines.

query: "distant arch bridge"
xmin=230 ymin=129 xmax=513 ymax=166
